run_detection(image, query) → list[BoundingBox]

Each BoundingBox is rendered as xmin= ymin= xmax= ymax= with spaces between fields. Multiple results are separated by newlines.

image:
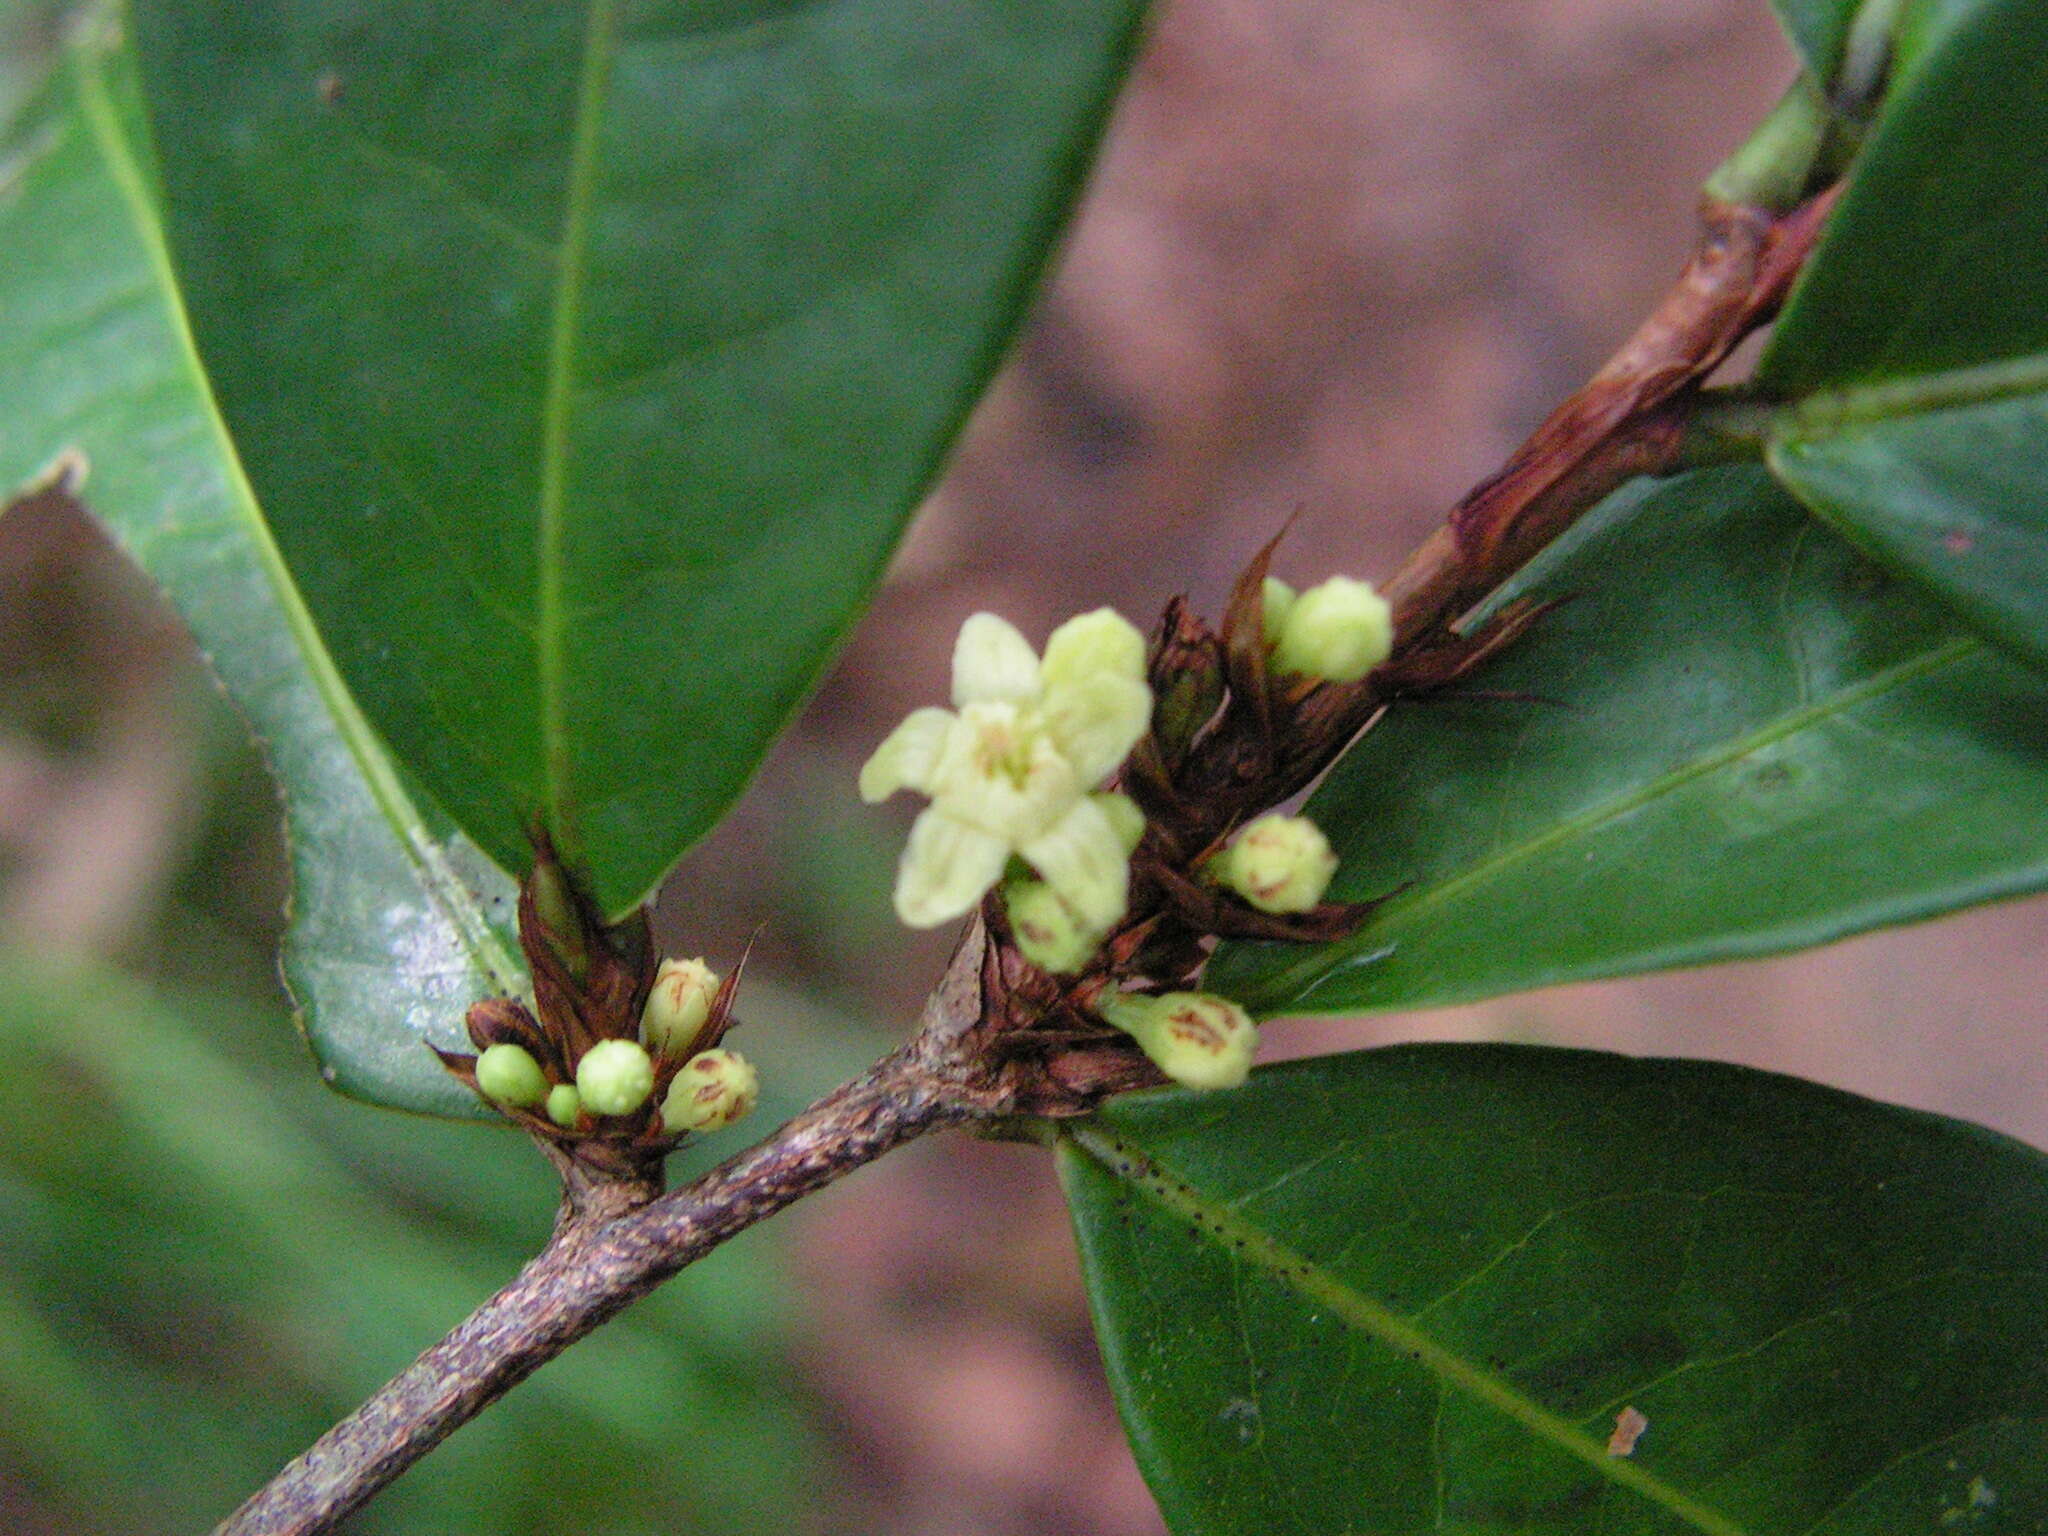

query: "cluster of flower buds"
xmin=1098 ymin=991 xmax=1259 ymax=1091
xmin=1261 ymin=574 xmax=1393 ymax=683
xmin=463 ymin=957 xmax=761 ymax=1140
xmin=443 ymin=866 xmax=763 ymax=1162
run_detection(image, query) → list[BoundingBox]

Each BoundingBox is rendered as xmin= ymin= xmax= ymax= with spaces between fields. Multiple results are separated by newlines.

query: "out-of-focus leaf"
xmin=130 ymin=0 xmax=1151 ymax=917
xmin=1205 ymin=465 xmax=2048 ymax=1017
xmin=0 ymin=952 xmax=820 ymax=1535
xmin=0 ymin=28 xmax=522 ymax=1115
xmin=1063 ymin=1045 xmax=2048 ymax=1535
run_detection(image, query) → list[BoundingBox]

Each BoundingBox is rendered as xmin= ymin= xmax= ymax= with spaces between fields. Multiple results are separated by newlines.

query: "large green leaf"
xmin=1761 ymin=0 xmax=2048 ymax=393
xmin=0 ymin=26 xmax=520 ymax=1115
xmin=1063 ymin=1045 xmax=2048 ymax=1535
xmin=128 ymin=0 xmax=1150 ymax=917
xmin=1204 ymin=465 xmax=2048 ymax=1017
xmin=1749 ymin=0 xmax=2048 ymax=669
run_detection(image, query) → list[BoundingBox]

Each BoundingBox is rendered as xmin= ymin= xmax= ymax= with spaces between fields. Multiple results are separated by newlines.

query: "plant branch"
xmin=216 ymin=181 xmax=1842 ymax=1536
xmin=216 ymin=923 xmax=1004 ymax=1536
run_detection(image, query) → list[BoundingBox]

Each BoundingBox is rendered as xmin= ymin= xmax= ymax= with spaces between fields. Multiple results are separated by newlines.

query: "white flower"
xmin=861 ymin=610 xmax=1152 ymax=929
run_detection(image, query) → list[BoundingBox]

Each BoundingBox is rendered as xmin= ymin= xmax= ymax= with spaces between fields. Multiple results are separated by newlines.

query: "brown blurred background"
xmin=6 ymin=1 xmax=2046 ymax=1532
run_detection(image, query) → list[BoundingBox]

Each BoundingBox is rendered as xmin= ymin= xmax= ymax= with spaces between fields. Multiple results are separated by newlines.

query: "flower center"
xmin=968 ymin=706 xmax=1045 ymax=789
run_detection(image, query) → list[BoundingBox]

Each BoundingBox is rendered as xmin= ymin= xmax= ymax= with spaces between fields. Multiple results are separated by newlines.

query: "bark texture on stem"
xmin=217 ymin=924 xmax=1000 ymax=1536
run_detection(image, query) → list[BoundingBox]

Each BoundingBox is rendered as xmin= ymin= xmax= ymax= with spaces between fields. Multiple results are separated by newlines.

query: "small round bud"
xmin=662 ymin=1049 xmax=761 ymax=1135
xmin=474 ymin=1043 xmax=548 ymax=1108
xmin=1100 ymin=991 xmax=1259 ymax=1091
xmin=1260 ymin=576 xmax=1297 ymax=647
xmin=1005 ymin=879 xmax=1102 ymax=975
xmin=545 ymin=1083 xmax=583 ymax=1128
xmin=1212 ymin=813 xmax=1338 ymax=914
xmin=1271 ymin=575 xmax=1393 ymax=683
xmin=642 ymin=957 xmax=721 ymax=1057
xmin=575 ymin=1039 xmax=655 ymax=1117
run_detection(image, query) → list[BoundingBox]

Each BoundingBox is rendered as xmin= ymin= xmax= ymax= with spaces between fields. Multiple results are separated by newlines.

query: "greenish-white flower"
xmin=861 ymin=610 xmax=1152 ymax=930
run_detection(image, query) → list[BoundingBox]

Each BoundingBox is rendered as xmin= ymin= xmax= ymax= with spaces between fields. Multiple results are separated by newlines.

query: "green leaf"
xmin=1761 ymin=0 xmax=2048 ymax=394
xmin=1770 ymin=381 xmax=2048 ymax=671
xmin=129 ymin=0 xmax=1150 ymax=917
xmin=1750 ymin=0 xmax=2048 ymax=670
xmin=1204 ymin=465 xmax=2048 ymax=1017
xmin=0 ymin=28 xmax=521 ymax=1115
xmin=1062 ymin=1045 xmax=2048 ymax=1535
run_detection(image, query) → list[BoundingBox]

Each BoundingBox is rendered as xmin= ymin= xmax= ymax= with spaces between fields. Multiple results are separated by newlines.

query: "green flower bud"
xmin=545 ymin=1083 xmax=583 ymax=1128
xmin=1261 ymin=576 xmax=1297 ymax=647
xmin=475 ymin=1043 xmax=549 ymax=1108
xmin=1271 ymin=575 xmax=1393 ymax=683
xmin=1091 ymin=791 xmax=1147 ymax=857
xmin=662 ymin=1049 xmax=761 ymax=1135
xmin=642 ymin=956 xmax=721 ymax=1057
xmin=1099 ymin=991 xmax=1259 ymax=1091
xmin=575 ymin=1039 xmax=655 ymax=1117
xmin=1005 ymin=878 xmax=1103 ymax=975
xmin=1213 ymin=813 xmax=1338 ymax=914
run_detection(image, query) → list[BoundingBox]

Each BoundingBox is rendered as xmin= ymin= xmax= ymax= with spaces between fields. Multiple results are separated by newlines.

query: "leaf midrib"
xmin=1254 ymin=634 xmax=1977 ymax=1009
xmin=71 ymin=31 xmax=522 ymax=995
xmin=1064 ymin=1120 xmax=1753 ymax=1536
xmin=535 ymin=0 xmax=620 ymax=845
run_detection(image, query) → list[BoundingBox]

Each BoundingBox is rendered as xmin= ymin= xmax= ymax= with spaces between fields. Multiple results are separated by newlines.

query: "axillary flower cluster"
xmin=439 ymin=855 xmax=760 ymax=1167
xmin=861 ymin=579 xmax=1390 ymax=1097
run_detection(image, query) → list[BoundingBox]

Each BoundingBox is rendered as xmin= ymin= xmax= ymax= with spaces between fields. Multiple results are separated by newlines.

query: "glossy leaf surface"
xmin=0 ymin=31 xmax=519 ymax=1116
xmin=1205 ymin=466 xmax=2048 ymax=1017
xmin=1771 ymin=387 xmax=2048 ymax=670
xmin=130 ymin=0 xmax=1149 ymax=916
xmin=1762 ymin=0 xmax=2048 ymax=393
xmin=1064 ymin=1045 xmax=2048 ymax=1535
xmin=1752 ymin=0 xmax=2048 ymax=668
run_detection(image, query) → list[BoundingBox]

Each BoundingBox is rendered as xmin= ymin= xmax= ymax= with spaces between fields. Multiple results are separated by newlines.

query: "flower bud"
xmin=1271 ymin=576 xmax=1393 ymax=682
xmin=545 ymin=1083 xmax=583 ymax=1128
xmin=1261 ymin=576 xmax=1297 ymax=647
xmin=1212 ymin=813 xmax=1338 ymax=914
xmin=575 ymin=1039 xmax=655 ymax=1117
xmin=662 ymin=1049 xmax=761 ymax=1135
xmin=474 ymin=1043 xmax=548 ymax=1108
xmin=1091 ymin=792 xmax=1147 ymax=857
xmin=642 ymin=957 xmax=721 ymax=1057
xmin=1099 ymin=991 xmax=1259 ymax=1091
xmin=1005 ymin=879 xmax=1102 ymax=975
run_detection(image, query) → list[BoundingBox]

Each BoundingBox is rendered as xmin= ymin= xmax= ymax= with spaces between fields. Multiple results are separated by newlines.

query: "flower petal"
xmin=859 ymin=707 xmax=957 ymax=803
xmin=1040 ymin=607 xmax=1146 ymax=695
xmin=894 ymin=808 xmax=1012 ymax=928
xmin=1020 ymin=797 xmax=1129 ymax=933
xmin=1041 ymin=673 xmax=1151 ymax=786
xmin=951 ymin=613 xmax=1042 ymax=707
